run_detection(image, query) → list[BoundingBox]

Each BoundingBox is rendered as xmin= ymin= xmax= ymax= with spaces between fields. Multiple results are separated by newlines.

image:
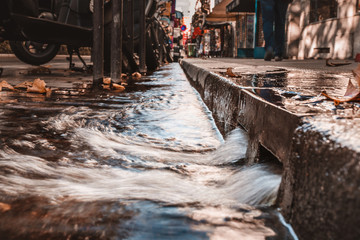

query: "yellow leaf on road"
xmin=0 ymin=80 xmax=15 ymax=91
xmin=0 ymin=202 xmax=11 ymax=212
xmin=27 ymin=78 xmax=47 ymax=94
xmin=112 ymin=83 xmax=125 ymax=92
xmin=14 ymin=81 xmax=33 ymax=89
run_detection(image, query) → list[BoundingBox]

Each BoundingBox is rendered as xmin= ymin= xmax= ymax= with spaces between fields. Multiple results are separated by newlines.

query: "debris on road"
xmin=322 ymin=64 xmax=360 ymax=105
xmin=226 ymin=67 xmax=237 ymax=77
xmin=0 ymin=202 xmax=11 ymax=212
xmin=103 ymin=77 xmax=112 ymax=85
xmin=26 ymin=66 xmax=52 ymax=75
xmin=326 ymin=59 xmax=352 ymax=67
xmin=131 ymin=72 xmax=142 ymax=81
xmin=27 ymin=78 xmax=51 ymax=95
xmin=14 ymin=81 xmax=33 ymax=89
xmin=102 ymin=77 xmax=126 ymax=92
xmin=0 ymin=80 xmax=15 ymax=91
xmin=112 ymin=83 xmax=125 ymax=92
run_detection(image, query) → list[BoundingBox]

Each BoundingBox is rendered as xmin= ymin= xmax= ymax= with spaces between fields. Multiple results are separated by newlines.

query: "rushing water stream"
xmin=0 ymin=64 xmax=295 ymax=239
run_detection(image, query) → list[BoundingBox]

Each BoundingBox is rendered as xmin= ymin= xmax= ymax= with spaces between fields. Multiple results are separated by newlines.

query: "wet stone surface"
xmin=218 ymin=68 xmax=357 ymax=116
xmin=186 ymin=58 xmax=360 ymax=117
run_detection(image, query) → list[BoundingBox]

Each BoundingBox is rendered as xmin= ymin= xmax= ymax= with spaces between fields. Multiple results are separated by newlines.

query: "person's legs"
xmin=260 ymin=0 xmax=275 ymax=60
xmin=274 ymin=0 xmax=289 ymax=59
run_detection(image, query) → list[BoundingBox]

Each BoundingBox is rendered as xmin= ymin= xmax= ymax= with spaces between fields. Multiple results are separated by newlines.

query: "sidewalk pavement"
xmin=0 ymin=54 xmax=92 ymax=89
xmin=183 ymin=57 xmax=360 ymax=117
xmin=192 ymin=57 xmax=358 ymax=72
xmin=181 ymin=57 xmax=360 ymax=165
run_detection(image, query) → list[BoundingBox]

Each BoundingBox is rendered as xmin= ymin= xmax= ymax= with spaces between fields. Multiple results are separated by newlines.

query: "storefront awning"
xmin=226 ymin=0 xmax=255 ymax=13
xmin=206 ymin=0 xmax=239 ymax=22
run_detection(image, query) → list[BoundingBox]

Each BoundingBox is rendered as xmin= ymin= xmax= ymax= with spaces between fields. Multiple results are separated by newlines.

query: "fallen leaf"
xmin=326 ymin=59 xmax=351 ymax=67
xmin=131 ymin=72 xmax=142 ymax=81
xmin=27 ymin=78 xmax=47 ymax=94
xmin=322 ymin=64 xmax=360 ymax=105
xmin=103 ymin=77 xmax=112 ymax=85
xmin=102 ymin=84 xmax=111 ymax=90
xmin=121 ymin=74 xmax=128 ymax=84
xmin=45 ymin=88 xmax=52 ymax=98
xmin=31 ymin=211 xmax=38 ymax=216
xmin=112 ymin=83 xmax=125 ymax=92
xmin=352 ymin=64 xmax=360 ymax=86
xmin=15 ymin=81 xmax=33 ymax=89
xmin=226 ymin=68 xmax=237 ymax=77
xmin=121 ymin=73 xmax=128 ymax=80
xmin=0 ymin=80 xmax=15 ymax=91
xmin=322 ymin=79 xmax=360 ymax=105
xmin=0 ymin=202 xmax=11 ymax=212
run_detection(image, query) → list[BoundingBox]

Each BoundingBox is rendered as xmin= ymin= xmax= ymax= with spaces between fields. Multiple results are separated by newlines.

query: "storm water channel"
xmin=0 ymin=64 xmax=296 ymax=239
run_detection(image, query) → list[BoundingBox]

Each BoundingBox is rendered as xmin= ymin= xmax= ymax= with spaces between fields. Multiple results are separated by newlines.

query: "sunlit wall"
xmin=287 ymin=0 xmax=359 ymax=59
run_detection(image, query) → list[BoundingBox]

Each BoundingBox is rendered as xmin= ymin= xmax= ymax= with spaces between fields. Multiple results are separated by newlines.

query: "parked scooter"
xmin=1 ymin=0 xmax=99 ymax=67
xmin=0 ymin=0 xmax=172 ymax=72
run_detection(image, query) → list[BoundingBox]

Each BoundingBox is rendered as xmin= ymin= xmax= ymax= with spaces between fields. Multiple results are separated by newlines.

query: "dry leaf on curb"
xmin=322 ymin=80 xmax=360 ymax=105
xmin=27 ymin=78 xmax=47 ymax=94
xmin=131 ymin=72 xmax=142 ymax=81
xmin=326 ymin=59 xmax=351 ymax=67
xmin=322 ymin=64 xmax=360 ymax=105
xmin=15 ymin=81 xmax=33 ymax=89
xmin=226 ymin=68 xmax=237 ymax=77
xmin=352 ymin=64 xmax=360 ymax=85
xmin=0 ymin=80 xmax=15 ymax=91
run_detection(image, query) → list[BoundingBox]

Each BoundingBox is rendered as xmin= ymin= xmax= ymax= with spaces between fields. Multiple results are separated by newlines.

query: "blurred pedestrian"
xmin=260 ymin=0 xmax=291 ymax=61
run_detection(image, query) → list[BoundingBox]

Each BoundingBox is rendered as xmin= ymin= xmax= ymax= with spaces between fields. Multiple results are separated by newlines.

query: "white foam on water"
xmin=0 ymin=128 xmax=279 ymax=207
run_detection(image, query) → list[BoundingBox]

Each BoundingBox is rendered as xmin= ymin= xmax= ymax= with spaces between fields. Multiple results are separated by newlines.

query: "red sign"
xmin=192 ymin=27 xmax=202 ymax=39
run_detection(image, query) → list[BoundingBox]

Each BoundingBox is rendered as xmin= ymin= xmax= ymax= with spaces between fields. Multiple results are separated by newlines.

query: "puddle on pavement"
xmin=218 ymin=68 xmax=359 ymax=115
xmin=0 ymin=63 xmax=296 ymax=239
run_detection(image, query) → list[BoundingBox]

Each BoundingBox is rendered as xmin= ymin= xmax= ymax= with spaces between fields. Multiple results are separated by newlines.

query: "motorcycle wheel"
xmin=9 ymin=41 xmax=60 ymax=66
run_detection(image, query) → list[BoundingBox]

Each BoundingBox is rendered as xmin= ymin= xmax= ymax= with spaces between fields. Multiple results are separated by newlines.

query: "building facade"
xmin=287 ymin=0 xmax=360 ymax=59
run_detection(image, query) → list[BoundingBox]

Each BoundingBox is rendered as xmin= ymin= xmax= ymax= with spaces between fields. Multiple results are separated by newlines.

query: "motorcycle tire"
xmin=9 ymin=41 xmax=60 ymax=66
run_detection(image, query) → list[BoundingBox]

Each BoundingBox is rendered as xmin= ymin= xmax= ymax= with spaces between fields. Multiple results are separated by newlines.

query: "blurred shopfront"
xmin=226 ymin=0 xmax=265 ymax=58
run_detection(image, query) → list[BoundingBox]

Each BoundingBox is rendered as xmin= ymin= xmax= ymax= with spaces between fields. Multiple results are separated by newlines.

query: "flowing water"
xmin=0 ymin=64 xmax=295 ymax=239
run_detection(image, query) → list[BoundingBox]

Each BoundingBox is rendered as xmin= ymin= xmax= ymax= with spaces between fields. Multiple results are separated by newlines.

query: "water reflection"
xmin=239 ymin=69 xmax=354 ymax=115
xmin=0 ymin=64 xmax=293 ymax=239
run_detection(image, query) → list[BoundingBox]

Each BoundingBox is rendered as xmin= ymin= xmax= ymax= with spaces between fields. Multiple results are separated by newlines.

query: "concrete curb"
xmin=180 ymin=59 xmax=300 ymax=163
xmin=180 ymin=59 xmax=360 ymax=240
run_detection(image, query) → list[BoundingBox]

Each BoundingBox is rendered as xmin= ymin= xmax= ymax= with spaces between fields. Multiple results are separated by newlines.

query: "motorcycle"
xmin=1 ymin=0 xmax=101 ymax=67
xmin=0 ymin=0 xmax=172 ymax=72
